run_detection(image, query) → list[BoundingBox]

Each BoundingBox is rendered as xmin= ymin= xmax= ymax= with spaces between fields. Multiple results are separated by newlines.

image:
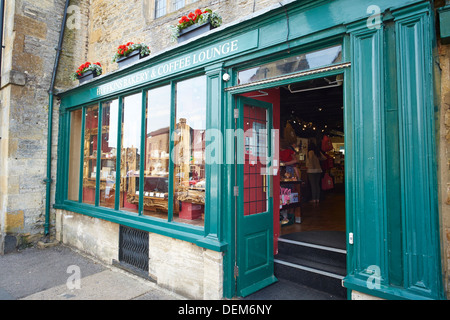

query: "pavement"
xmin=0 ymin=244 xmax=186 ymax=301
xmin=0 ymin=242 xmax=343 ymax=303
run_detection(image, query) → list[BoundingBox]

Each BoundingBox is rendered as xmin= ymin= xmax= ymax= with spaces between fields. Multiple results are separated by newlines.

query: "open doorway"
xmin=279 ymin=75 xmax=345 ymax=236
xmin=240 ymin=74 xmax=347 ymax=299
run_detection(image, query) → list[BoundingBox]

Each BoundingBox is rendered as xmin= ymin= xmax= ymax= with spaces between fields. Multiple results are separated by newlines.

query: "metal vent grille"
xmin=119 ymin=225 xmax=149 ymax=273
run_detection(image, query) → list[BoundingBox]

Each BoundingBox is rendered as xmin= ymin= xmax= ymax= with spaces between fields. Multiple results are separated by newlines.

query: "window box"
xmin=178 ymin=21 xmax=213 ymax=43
xmin=116 ymin=49 xmax=145 ymax=68
xmin=77 ymin=70 xmax=100 ymax=84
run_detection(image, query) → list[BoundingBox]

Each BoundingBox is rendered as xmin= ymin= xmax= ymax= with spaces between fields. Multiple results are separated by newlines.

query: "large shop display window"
xmin=99 ymin=99 xmax=119 ymax=209
xmin=68 ymin=75 xmax=207 ymax=228
xmin=82 ymin=105 xmax=100 ymax=205
xmin=68 ymin=108 xmax=83 ymax=202
xmin=141 ymin=85 xmax=171 ymax=219
xmin=173 ymin=76 xmax=207 ymax=225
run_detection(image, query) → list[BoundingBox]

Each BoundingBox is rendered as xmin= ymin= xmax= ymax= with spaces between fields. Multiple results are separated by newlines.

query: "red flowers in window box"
xmin=117 ymin=42 xmax=135 ymax=56
xmin=71 ymin=62 xmax=102 ymax=81
xmin=112 ymin=42 xmax=151 ymax=63
xmin=169 ymin=8 xmax=222 ymax=42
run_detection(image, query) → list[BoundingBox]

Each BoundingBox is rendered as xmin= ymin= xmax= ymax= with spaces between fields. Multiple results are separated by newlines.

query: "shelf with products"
xmin=279 ymin=164 xmax=302 ymax=225
xmin=83 ymin=126 xmax=120 ymax=190
xmin=133 ymin=174 xmax=170 ymax=213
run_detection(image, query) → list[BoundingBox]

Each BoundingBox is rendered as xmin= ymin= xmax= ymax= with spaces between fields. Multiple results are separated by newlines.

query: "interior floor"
xmin=281 ymin=186 xmax=345 ymax=236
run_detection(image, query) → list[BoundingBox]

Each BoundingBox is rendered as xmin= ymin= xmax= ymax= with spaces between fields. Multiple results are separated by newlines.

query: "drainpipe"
xmin=0 ymin=0 xmax=5 ymax=76
xmin=45 ymin=0 xmax=70 ymax=236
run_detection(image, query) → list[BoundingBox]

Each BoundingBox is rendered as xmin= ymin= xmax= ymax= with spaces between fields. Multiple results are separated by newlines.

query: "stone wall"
xmin=84 ymin=0 xmax=282 ymax=75
xmin=0 ymin=0 xmax=68 ymax=253
xmin=149 ymin=233 xmax=223 ymax=300
xmin=438 ymin=33 xmax=450 ymax=298
xmin=55 ymin=210 xmax=119 ymax=264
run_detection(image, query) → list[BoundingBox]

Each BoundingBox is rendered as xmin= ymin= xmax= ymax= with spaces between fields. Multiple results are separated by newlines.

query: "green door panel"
xmin=236 ymin=96 xmax=277 ymax=297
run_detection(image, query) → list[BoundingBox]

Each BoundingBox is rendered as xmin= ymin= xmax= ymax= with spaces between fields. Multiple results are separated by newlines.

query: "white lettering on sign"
xmin=153 ymin=40 xmax=239 ymax=79
xmin=94 ymin=39 xmax=242 ymax=98
xmin=96 ymin=70 xmax=151 ymax=96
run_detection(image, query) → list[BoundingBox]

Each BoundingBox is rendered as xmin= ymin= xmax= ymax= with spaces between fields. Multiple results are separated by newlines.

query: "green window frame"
xmin=57 ymin=73 xmax=226 ymax=252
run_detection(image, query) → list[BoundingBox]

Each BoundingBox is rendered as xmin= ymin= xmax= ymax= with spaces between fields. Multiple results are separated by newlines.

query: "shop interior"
xmin=280 ymin=75 xmax=345 ymax=236
xmin=243 ymin=74 xmax=346 ymax=239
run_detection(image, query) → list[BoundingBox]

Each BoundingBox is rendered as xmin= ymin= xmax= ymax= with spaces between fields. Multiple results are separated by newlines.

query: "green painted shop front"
xmin=55 ymin=0 xmax=445 ymax=300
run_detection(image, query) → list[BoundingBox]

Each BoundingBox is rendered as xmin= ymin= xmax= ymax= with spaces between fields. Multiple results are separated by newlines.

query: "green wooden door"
xmin=235 ymin=96 xmax=277 ymax=297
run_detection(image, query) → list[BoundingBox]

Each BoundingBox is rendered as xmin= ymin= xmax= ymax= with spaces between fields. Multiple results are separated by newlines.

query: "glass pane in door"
xmin=243 ymin=104 xmax=269 ymax=216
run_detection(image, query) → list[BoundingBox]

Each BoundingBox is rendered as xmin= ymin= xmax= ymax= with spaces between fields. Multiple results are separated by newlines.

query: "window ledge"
xmin=54 ymin=202 xmax=227 ymax=252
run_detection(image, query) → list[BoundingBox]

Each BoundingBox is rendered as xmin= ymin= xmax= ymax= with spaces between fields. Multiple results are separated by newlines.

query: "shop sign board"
xmin=91 ymin=30 xmax=259 ymax=99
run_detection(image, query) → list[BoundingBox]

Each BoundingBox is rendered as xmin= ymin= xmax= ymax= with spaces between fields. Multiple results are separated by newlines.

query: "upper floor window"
xmin=173 ymin=0 xmax=185 ymax=11
xmin=155 ymin=0 xmax=166 ymax=18
xmin=154 ymin=0 xmax=196 ymax=19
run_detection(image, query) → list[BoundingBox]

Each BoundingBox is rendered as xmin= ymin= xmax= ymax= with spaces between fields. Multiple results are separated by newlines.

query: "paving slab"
xmin=0 ymin=245 xmax=184 ymax=301
xmin=22 ymin=269 xmax=182 ymax=300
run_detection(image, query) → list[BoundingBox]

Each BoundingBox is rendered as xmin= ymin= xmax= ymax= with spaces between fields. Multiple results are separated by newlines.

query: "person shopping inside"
xmin=306 ymin=142 xmax=326 ymax=205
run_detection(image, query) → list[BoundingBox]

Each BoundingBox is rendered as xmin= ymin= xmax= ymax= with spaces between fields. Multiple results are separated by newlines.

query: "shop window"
xmin=173 ymin=76 xmax=207 ymax=226
xmin=238 ymin=45 xmax=343 ymax=85
xmin=120 ymin=93 xmax=143 ymax=214
xmin=82 ymin=105 xmax=100 ymax=205
xmin=99 ymin=100 xmax=119 ymax=209
xmin=68 ymin=109 xmax=83 ymax=201
xmin=68 ymin=75 xmax=208 ymax=229
xmin=142 ymin=85 xmax=171 ymax=220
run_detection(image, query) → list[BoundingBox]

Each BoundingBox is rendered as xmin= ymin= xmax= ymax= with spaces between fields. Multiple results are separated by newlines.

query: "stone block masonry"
xmin=0 ymin=0 xmax=69 ymax=253
xmin=85 ymin=0 xmax=282 ymax=75
xmin=439 ymin=35 xmax=450 ymax=299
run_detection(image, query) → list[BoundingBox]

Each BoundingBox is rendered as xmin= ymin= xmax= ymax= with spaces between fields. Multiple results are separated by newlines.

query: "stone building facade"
xmin=0 ymin=0 xmax=281 ymax=252
xmin=0 ymin=0 xmax=67 ymax=251
xmin=1 ymin=0 xmax=450 ymax=300
xmin=438 ymin=4 xmax=450 ymax=300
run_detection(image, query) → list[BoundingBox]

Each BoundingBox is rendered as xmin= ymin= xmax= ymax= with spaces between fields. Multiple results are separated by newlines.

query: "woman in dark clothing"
xmin=306 ymin=142 xmax=325 ymax=204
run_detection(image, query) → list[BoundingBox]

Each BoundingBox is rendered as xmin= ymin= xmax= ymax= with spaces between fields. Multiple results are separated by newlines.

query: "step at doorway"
xmin=275 ymin=231 xmax=347 ymax=299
